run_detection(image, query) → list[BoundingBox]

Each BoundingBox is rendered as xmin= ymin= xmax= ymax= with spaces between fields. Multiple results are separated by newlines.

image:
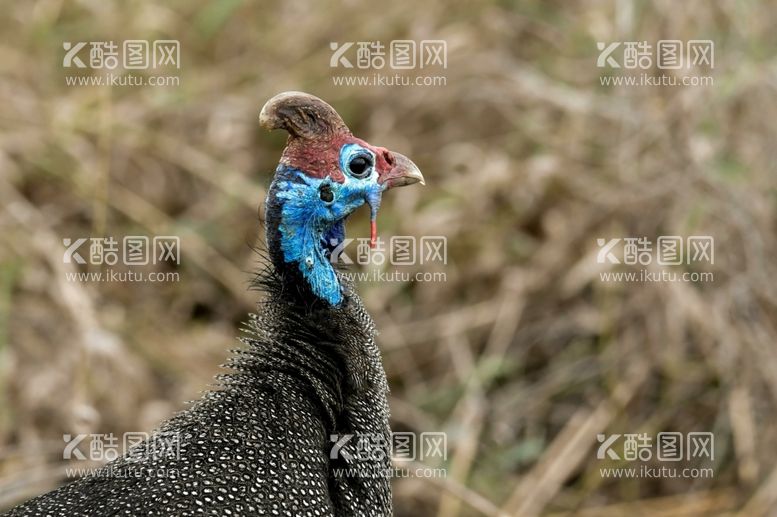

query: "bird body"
xmin=6 ymin=92 xmax=423 ymax=516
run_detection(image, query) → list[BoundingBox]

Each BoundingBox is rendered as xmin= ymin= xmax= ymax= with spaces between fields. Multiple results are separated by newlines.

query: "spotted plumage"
xmin=6 ymin=92 xmax=423 ymax=516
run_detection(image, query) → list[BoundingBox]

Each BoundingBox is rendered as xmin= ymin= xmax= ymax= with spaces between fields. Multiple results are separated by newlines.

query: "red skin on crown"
xmin=279 ymin=133 xmax=395 ymax=184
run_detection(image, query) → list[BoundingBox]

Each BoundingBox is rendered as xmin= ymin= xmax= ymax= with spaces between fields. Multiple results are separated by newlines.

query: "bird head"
xmin=260 ymin=91 xmax=424 ymax=306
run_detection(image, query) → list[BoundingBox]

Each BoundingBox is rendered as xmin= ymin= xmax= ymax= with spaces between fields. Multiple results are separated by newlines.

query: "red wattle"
xmin=370 ymin=220 xmax=377 ymax=248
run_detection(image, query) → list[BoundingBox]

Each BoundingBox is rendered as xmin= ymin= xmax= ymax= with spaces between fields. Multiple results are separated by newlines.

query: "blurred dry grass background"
xmin=1 ymin=0 xmax=777 ymax=515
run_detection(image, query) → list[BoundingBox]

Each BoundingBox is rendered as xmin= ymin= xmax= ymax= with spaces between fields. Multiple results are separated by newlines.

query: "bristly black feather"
xmin=6 ymin=216 xmax=393 ymax=517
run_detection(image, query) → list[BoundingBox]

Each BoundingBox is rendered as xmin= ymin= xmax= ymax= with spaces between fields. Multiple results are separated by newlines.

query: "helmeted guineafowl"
xmin=6 ymin=91 xmax=424 ymax=516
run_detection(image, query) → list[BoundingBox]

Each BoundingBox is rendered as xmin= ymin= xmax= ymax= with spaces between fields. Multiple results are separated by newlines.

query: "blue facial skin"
xmin=272 ymin=144 xmax=384 ymax=306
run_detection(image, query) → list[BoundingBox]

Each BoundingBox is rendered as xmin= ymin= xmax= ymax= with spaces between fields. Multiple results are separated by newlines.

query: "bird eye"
xmin=348 ymin=155 xmax=372 ymax=178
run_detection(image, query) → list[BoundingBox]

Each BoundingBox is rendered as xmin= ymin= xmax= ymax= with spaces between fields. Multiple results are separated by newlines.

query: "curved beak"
xmin=378 ymin=152 xmax=425 ymax=190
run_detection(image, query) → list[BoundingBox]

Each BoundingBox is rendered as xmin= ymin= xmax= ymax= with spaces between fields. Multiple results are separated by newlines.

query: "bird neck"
xmin=245 ymin=265 xmax=383 ymax=410
xmin=265 ymin=166 xmax=347 ymax=306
